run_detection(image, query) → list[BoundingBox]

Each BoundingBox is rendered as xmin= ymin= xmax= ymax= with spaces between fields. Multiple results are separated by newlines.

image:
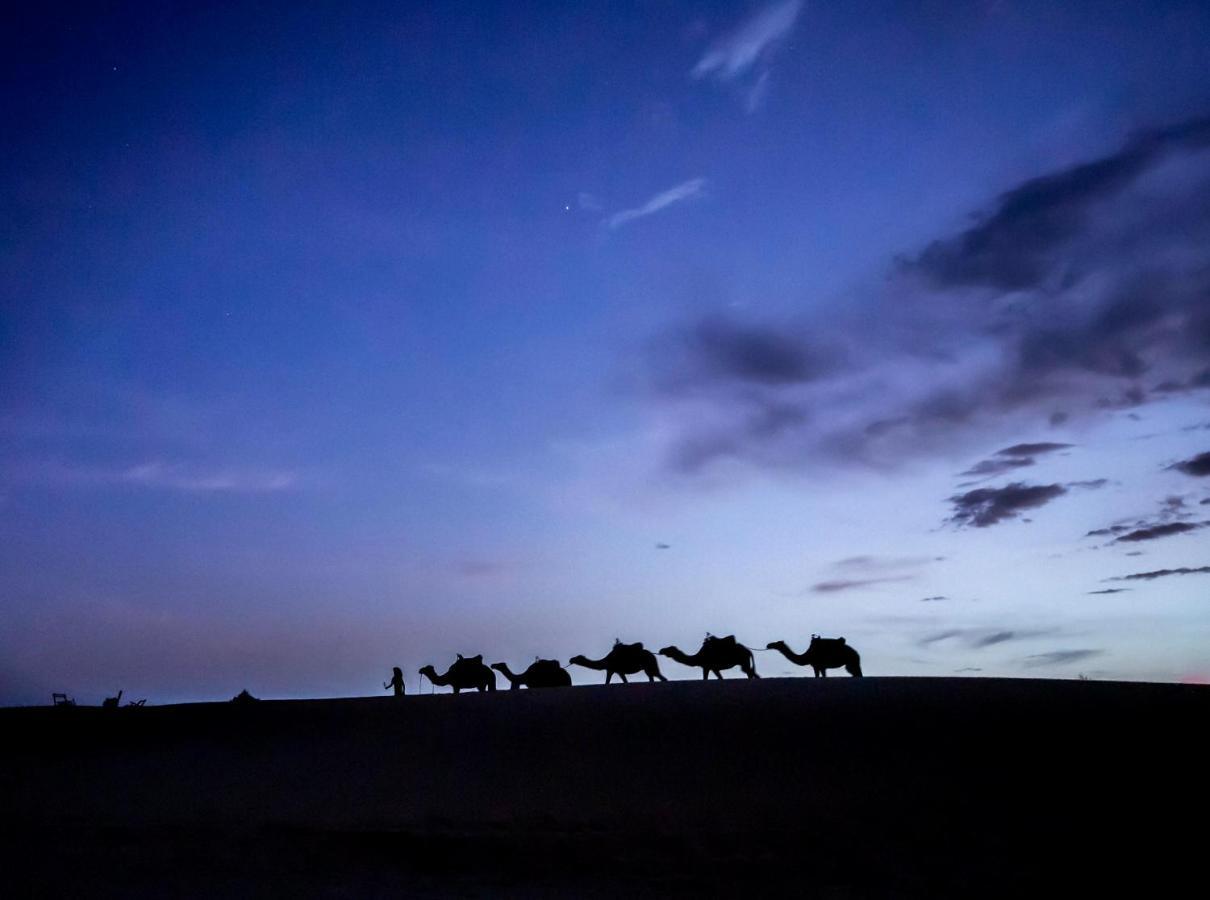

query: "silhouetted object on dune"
xmin=51 ymin=693 xmax=75 ymax=707
xmin=767 ymin=635 xmax=863 ymax=677
xmin=569 ymin=640 xmax=668 ymax=684
xmin=491 ymin=659 xmax=572 ymax=689
xmin=419 ymin=654 xmax=497 ymax=693
xmin=230 ymin=689 xmax=260 ymax=704
xmin=101 ymin=690 xmax=123 ymax=709
xmin=383 ymin=666 xmax=405 ymax=696
xmin=125 ymin=698 xmax=146 ymax=707
xmin=659 ymin=634 xmax=760 ymax=679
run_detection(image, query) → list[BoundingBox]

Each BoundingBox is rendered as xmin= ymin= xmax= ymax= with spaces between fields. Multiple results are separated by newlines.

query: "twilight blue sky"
xmin=3 ymin=1 xmax=1210 ymax=703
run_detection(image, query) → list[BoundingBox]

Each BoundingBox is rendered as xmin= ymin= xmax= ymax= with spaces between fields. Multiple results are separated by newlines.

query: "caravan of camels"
xmin=413 ymin=633 xmax=863 ymax=694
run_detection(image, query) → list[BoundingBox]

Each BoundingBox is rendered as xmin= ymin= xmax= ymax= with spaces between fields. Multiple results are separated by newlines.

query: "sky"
xmin=3 ymin=1 xmax=1210 ymax=704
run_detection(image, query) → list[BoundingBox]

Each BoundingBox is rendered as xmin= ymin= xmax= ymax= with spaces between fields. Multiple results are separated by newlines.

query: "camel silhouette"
xmin=659 ymin=634 xmax=760 ymax=679
xmin=767 ymin=635 xmax=863 ymax=677
xmin=568 ymin=640 xmax=667 ymax=684
xmin=419 ymin=653 xmax=497 ymax=693
xmin=491 ymin=659 xmax=572 ymax=689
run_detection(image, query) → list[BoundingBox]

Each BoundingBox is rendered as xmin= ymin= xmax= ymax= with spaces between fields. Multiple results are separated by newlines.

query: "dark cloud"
xmin=1152 ymin=368 xmax=1210 ymax=394
xmin=921 ymin=627 xmax=1054 ymax=648
xmin=833 ymin=554 xmax=942 ymax=571
xmin=920 ymin=595 xmax=947 ymax=602
xmin=1024 ymin=649 xmax=1103 ymax=667
xmin=1171 ymin=451 xmax=1210 ymax=477
xmin=1088 ymin=588 xmax=1129 ymax=594
xmin=920 ymin=629 xmax=964 ymax=646
xmin=811 ymin=575 xmax=913 ymax=593
xmin=644 ymin=115 xmax=1210 ymax=476
xmin=960 ymin=456 xmax=1035 ymax=477
xmin=1114 ymin=521 xmax=1208 ymax=543
xmin=652 ymin=317 xmax=836 ymax=392
xmin=954 ymin=667 xmax=983 ymax=673
xmin=947 ymin=482 xmax=1066 ymax=527
xmin=1067 ymin=478 xmax=1109 ymax=490
xmin=1110 ymin=566 xmax=1210 ymax=582
xmin=907 ymin=117 xmax=1210 ymax=291
xmin=1086 ymin=495 xmax=1196 ymax=540
xmin=975 ymin=630 xmax=1018 ymax=647
xmin=998 ymin=442 xmax=1072 ymax=457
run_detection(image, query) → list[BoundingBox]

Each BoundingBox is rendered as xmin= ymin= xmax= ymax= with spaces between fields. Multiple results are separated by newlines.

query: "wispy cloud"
xmin=811 ymin=575 xmax=914 ymax=594
xmin=121 ymin=461 xmax=297 ymax=493
xmin=1023 ymin=649 xmax=1103 ymax=667
xmin=2 ymin=458 xmax=298 ymax=494
xmin=1108 ymin=566 xmax=1210 ymax=582
xmin=692 ymin=0 xmax=803 ymax=82
xmin=606 ymin=178 xmax=707 ymax=230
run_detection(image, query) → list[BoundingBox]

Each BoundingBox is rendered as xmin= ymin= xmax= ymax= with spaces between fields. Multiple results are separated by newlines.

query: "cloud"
xmin=834 ymin=554 xmax=942 ymax=571
xmin=5 ymin=458 xmax=299 ymax=494
xmin=454 ymin=560 xmax=512 ymax=579
xmin=947 ymin=482 xmax=1067 ymax=527
xmin=1109 ymin=566 xmax=1210 ymax=581
xmin=920 ymin=630 xmax=964 ymax=646
xmin=810 ymin=575 xmax=914 ymax=594
xmin=655 ymin=317 xmax=835 ymax=390
xmin=906 ymin=116 xmax=1210 ymax=291
xmin=997 ymin=442 xmax=1072 ymax=457
xmin=1087 ymin=495 xmax=1201 ymax=541
xmin=960 ymin=456 xmax=1035 ymax=478
xmin=639 ymin=115 xmax=1210 ymax=477
xmin=921 ymin=627 xmax=1054 ymax=648
xmin=1087 ymin=588 xmax=1129 ymax=594
xmin=577 ymin=192 xmax=603 ymax=212
xmin=1171 ymin=451 xmax=1210 ymax=477
xmin=958 ymin=442 xmax=1075 ymax=479
xmin=1023 ymin=649 xmax=1103 ymax=667
xmin=691 ymin=0 xmax=802 ymax=82
xmin=921 ymin=595 xmax=947 ymax=602
xmin=606 ymin=178 xmax=706 ymax=230
xmin=1113 ymin=521 xmax=1209 ymax=543
xmin=975 ymin=630 xmax=1019 ymax=647
xmin=119 ymin=461 xmax=298 ymax=493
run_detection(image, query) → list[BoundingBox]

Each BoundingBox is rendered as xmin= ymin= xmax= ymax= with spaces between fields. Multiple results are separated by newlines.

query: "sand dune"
xmin=3 ymin=677 xmax=1206 ymax=896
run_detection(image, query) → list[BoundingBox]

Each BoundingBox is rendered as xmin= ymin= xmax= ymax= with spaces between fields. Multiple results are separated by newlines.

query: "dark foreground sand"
xmin=2 ymin=677 xmax=1206 ymax=897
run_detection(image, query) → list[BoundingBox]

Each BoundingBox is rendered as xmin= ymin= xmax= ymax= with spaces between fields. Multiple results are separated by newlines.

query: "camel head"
xmin=489 ymin=662 xmax=508 ymax=673
xmin=418 ymin=664 xmax=437 ymax=679
xmin=766 ymin=640 xmax=788 ymax=652
xmin=568 ymin=654 xmax=589 ymax=667
xmin=657 ymin=646 xmax=678 ymax=657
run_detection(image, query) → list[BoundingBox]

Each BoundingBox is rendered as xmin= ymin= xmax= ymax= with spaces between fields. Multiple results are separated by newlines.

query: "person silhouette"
xmin=383 ymin=666 xmax=405 ymax=696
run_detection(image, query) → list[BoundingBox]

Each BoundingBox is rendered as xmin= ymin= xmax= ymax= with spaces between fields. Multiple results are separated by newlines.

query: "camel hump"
xmin=616 ymin=640 xmax=644 ymax=653
xmin=706 ymin=633 xmax=737 ymax=647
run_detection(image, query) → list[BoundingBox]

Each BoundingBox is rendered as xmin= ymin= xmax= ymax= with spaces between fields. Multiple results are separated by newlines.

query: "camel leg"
xmin=702 ymin=669 xmax=710 ymax=681
xmin=605 ymin=671 xmax=613 ymax=685
xmin=619 ymin=672 xmax=628 ymax=684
